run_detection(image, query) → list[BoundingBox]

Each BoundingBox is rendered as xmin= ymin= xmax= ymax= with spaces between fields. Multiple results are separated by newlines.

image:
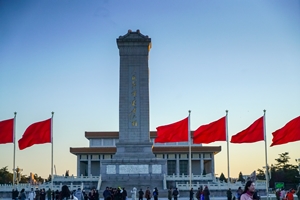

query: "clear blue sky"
xmin=0 ymin=0 xmax=299 ymax=179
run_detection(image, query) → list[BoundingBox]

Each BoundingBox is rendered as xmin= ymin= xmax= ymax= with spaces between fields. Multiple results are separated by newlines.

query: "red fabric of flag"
xmin=155 ymin=117 xmax=188 ymax=143
xmin=270 ymin=116 xmax=300 ymax=147
xmin=231 ymin=116 xmax=264 ymax=143
xmin=193 ymin=117 xmax=226 ymax=144
xmin=0 ymin=118 xmax=14 ymax=144
xmin=18 ymin=118 xmax=51 ymax=150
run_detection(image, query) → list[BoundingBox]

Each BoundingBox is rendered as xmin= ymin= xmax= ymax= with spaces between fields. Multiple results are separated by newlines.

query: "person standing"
xmin=172 ymin=188 xmax=179 ymax=200
xmin=153 ymin=188 xmax=158 ymax=200
xmin=103 ymin=187 xmax=112 ymax=200
xmin=227 ymin=188 xmax=232 ymax=200
xmin=47 ymin=189 xmax=52 ymax=200
xmin=19 ymin=189 xmax=27 ymax=200
xmin=196 ymin=187 xmax=202 ymax=200
xmin=190 ymin=188 xmax=194 ymax=200
xmin=240 ymin=181 xmax=255 ymax=200
xmin=145 ymin=187 xmax=151 ymax=200
xmin=40 ymin=189 xmax=46 ymax=200
xmin=203 ymin=186 xmax=210 ymax=200
xmin=167 ymin=188 xmax=172 ymax=200
xmin=286 ymin=189 xmax=294 ymax=200
xmin=122 ymin=188 xmax=127 ymax=200
xmin=28 ymin=188 xmax=36 ymax=200
xmin=138 ymin=189 xmax=144 ymax=200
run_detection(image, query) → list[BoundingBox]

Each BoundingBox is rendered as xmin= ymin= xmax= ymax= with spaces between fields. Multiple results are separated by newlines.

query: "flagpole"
xmin=51 ymin=112 xmax=54 ymax=190
xmin=188 ymin=110 xmax=192 ymax=188
xmin=263 ymin=110 xmax=269 ymax=200
xmin=226 ymin=110 xmax=230 ymax=186
xmin=13 ymin=112 xmax=17 ymax=188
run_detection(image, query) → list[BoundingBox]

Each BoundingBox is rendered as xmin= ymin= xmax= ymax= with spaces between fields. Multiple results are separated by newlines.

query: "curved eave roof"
xmin=85 ymin=131 xmax=197 ymax=139
xmin=70 ymin=146 xmax=221 ymax=155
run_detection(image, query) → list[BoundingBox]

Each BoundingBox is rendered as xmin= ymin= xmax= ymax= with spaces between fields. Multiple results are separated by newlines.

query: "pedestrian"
xmin=123 ymin=188 xmax=127 ymax=200
xmin=138 ymin=189 xmax=144 ymax=200
xmin=103 ymin=187 xmax=112 ymax=200
xmin=286 ymin=189 xmax=294 ymax=200
xmin=227 ymin=188 xmax=232 ymax=200
xmin=190 ymin=188 xmax=194 ymax=200
xmin=153 ymin=188 xmax=158 ymax=200
xmin=47 ymin=189 xmax=52 ymax=200
xmin=236 ymin=187 xmax=243 ymax=200
xmin=28 ymin=188 xmax=36 ymax=200
xmin=172 ymin=188 xmax=179 ymax=200
xmin=167 ymin=188 xmax=172 ymax=200
xmin=19 ymin=189 xmax=27 ymax=200
xmin=203 ymin=186 xmax=210 ymax=200
xmin=145 ymin=187 xmax=151 ymax=200
xmin=61 ymin=185 xmax=71 ymax=200
xmin=240 ymin=180 xmax=255 ymax=200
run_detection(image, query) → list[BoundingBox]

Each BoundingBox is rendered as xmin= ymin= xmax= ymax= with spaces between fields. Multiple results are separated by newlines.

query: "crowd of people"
xmin=11 ymin=186 xmax=99 ymax=200
xmin=10 ymin=182 xmax=300 ymax=200
xmin=275 ymin=187 xmax=300 ymax=200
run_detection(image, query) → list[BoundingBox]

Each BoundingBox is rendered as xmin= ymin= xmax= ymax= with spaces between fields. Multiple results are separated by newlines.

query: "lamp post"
xmin=263 ymin=165 xmax=270 ymax=200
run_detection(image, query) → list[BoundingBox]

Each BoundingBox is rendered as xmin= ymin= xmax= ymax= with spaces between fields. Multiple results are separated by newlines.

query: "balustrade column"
xmin=200 ymin=154 xmax=204 ymax=175
xmin=88 ymin=155 xmax=91 ymax=176
xmin=176 ymin=154 xmax=180 ymax=175
xmin=77 ymin=156 xmax=81 ymax=176
xmin=211 ymin=153 xmax=215 ymax=177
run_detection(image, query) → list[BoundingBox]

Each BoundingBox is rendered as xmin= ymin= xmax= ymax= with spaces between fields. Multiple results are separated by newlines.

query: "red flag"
xmin=231 ymin=116 xmax=264 ymax=143
xmin=0 ymin=118 xmax=14 ymax=144
xmin=18 ymin=118 xmax=51 ymax=150
xmin=155 ymin=117 xmax=188 ymax=143
xmin=270 ymin=116 xmax=300 ymax=147
xmin=193 ymin=117 xmax=226 ymax=144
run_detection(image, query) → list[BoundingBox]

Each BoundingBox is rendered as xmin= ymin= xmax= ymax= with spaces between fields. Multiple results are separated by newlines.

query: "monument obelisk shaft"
xmin=114 ymin=29 xmax=154 ymax=158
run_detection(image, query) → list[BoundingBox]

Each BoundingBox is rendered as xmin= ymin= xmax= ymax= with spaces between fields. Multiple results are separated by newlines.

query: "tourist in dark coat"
xmin=138 ymin=189 xmax=144 ymax=200
xmin=167 ymin=188 xmax=172 ymax=200
xmin=145 ymin=188 xmax=151 ymax=200
xmin=227 ymin=188 xmax=232 ymax=200
xmin=153 ymin=188 xmax=158 ymax=200
xmin=172 ymin=188 xmax=179 ymax=200
xmin=203 ymin=186 xmax=210 ymax=200
xmin=190 ymin=188 xmax=194 ymax=200
xmin=19 ymin=189 xmax=27 ymax=200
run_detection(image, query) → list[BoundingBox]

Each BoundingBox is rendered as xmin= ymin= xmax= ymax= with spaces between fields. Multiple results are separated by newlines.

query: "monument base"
xmin=113 ymin=142 xmax=155 ymax=159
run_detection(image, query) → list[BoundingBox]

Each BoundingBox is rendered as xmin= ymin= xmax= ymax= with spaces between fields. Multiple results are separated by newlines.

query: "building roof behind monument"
xmin=117 ymin=29 xmax=150 ymax=41
xmin=70 ymin=146 xmax=221 ymax=155
xmin=85 ymin=131 xmax=200 ymax=139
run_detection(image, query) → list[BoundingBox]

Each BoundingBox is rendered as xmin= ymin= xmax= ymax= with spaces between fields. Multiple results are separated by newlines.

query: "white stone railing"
xmin=52 ymin=174 xmax=99 ymax=182
xmin=176 ymin=181 xmax=267 ymax=190
xmin=166 ymin=173 xmax=213 ymax=181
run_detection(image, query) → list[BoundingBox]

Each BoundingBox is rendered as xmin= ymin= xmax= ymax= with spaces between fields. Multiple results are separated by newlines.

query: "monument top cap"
xmin=117 ymin=30 xmax=151 ymax=44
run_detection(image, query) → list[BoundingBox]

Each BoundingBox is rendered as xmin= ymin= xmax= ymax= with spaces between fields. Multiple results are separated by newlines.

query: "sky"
xmin=0 ymin=0 xmax=299 ymax=179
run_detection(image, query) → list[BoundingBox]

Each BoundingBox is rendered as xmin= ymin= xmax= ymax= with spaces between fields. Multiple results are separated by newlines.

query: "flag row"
xmin=155 ymin=115 xmax=300 ymax=147
xmin=1 ymin=115 xmax=299 ymax=149
xmin=0 ymin=118 xmax=51 ymax=150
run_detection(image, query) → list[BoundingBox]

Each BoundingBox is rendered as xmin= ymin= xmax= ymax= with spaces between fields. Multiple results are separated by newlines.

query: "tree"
xmin=237 ymin=172 xmax=245 ymax=182
xmin=219 ymin=173 xmax=227 ymax=182
xmin=256 ymin=169 xmax=266 ymax=180
xmin=0 ymin=166 xmax=13 ymax=184
xmin=269 ymin=152 xmax=298 ymax=189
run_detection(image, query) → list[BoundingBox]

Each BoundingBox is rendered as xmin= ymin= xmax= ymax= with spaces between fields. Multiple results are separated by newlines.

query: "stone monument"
xmin=100 ymin=30 xmax=166 ymax=188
